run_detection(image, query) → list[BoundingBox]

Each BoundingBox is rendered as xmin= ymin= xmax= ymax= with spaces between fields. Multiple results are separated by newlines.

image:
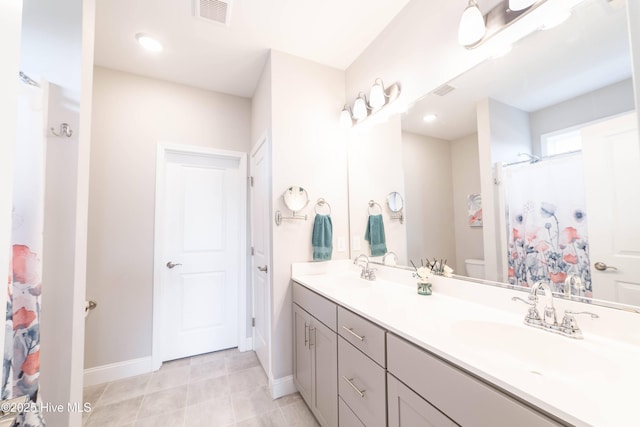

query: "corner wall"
xmin=269 ymin=51 xmax=348 ymax=381
xmin=86 ymin=67 xmax=251 ymax=370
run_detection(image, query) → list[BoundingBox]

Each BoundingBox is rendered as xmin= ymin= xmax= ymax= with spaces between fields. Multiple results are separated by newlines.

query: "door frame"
xmin=249 ymin=132 xmax=272 ymax=379
xmin=152 ymin=142 xmax=248 ymax=370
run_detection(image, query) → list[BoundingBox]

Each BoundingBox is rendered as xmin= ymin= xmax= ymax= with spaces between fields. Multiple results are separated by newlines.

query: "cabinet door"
xmin=293 ymin=304 xmax=313 ymax=402
xmin=388 ymin=374 xmax=457 ymax=427
xmin=312 ymin=319 xmax=338 ymax=427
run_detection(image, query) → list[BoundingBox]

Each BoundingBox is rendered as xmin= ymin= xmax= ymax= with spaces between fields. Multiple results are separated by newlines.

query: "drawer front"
xmin=338 ymin=307 xmax=386 ymax=367
xmin=387 ymin=373 xmax=457 ymax=427
xmin=338 ymin=337 xmax=386 ymax=427
xmin=387 ymin=334 xmax=563 ymax=427
xmin=338 ymin=397 xmax=365 ymax=427
xmin=293 ymin=281 xmax=337 ymax=332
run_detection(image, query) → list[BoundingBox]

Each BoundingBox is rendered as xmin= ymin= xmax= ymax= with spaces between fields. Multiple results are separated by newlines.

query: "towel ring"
xmin=368 ymin=200 xmax=383 ymax=215
xmin=315 ymin=198 xmax=332 ymax=215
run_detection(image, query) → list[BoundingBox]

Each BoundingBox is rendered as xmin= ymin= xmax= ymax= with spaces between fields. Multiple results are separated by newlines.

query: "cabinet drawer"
xmin=387 ymin=334 xmax=562 ymax=427
xmin=338 ymin=337 xmax=386 ymax=427
xmin=388 ymin=373 xmax=457 ymax=427
xmin=338 ymin=397 xmax=365 ymax=427
xmin=293 ymin=281 xmax=337 ymax=332
xmin=338 ymin=307 xmax=386 ymax=367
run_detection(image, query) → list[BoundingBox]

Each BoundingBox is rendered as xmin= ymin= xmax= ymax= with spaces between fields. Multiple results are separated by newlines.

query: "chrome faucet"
xmin=382 ymin=251 xmax=397 ymax=265
xmin=353 ymin=254 xmax=376 ymax=281
xmin=564 ymin=274 xmax=585 ymax=299
xmin=512 ymin=279 xmax=598 ymax=339
xmin=531 ymin=280 xmax=557 ymax=326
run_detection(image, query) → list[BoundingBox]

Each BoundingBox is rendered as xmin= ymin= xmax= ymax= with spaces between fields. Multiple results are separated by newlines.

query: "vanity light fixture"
xmin=135 ymin=33 xmax=163 ymax=52
xmin=342 ymin=80 xmax=401 ymax=127
xmin=369 ymin=79 xmax=388 ymax=109
xmin=508 ymin=0 xmax=540 ymax=11
xmin=458 ymin=0 xmax=486 ymax=47
xmin=340 ymin=105 xmax=354 ymax=128
xmin=352 ymin=92 xmax=370 ymax=121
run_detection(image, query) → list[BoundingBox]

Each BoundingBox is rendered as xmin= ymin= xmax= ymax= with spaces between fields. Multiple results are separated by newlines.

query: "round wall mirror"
xmin=283 ymin=186 xmax=309 ymax=212
xmin=387 ymin=192 xmax=404 ymax=213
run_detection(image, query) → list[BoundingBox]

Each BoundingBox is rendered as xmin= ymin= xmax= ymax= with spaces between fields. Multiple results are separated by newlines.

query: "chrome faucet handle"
xmin=560 ymin=310 xmax=599 ymax=339
xmin=512 ymin=296 xmax=542 ymax=324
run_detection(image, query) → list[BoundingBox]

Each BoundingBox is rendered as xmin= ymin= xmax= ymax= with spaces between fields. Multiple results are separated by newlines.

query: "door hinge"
xmin=249 ymin=176 xmax=254 ymax=187
xmin=252 ymin=317 xmax=255 ymax=327
xmin=251 ymin=247 xmax=255 ymax=256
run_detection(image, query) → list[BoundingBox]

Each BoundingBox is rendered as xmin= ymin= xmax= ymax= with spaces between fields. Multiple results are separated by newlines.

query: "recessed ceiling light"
xmin=423 ymin=114 xmax=438 ymax=123
xmin=136 ymin=33 xmax=163 ymax=52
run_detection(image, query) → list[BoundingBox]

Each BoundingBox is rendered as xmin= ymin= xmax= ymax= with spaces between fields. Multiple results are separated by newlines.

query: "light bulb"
xmin=136 ymin=33 xmax=163 ymax=52
xmin=508 ymin=0 xmax=540 ymax=12
xmin=423 ymin=114 xmax=438 ymax=123
xmin=458 ymin=1 xmax=486 ymax=47
xmin=340 ymin=106 xmax=353 ymax=128
xmin=352 ymin=93 xmax=368 ymax=121
xmin=369 ymin=79 xmax=386 ymax=109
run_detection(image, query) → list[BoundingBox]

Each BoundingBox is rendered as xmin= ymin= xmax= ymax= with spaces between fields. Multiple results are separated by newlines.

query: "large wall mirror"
xmin=348 ymin=0 xmax=640 ymax=310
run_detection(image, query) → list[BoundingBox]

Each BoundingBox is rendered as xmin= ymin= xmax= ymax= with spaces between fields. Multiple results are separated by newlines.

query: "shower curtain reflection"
xmin=503 ymin=153 xmax=591 ymax=296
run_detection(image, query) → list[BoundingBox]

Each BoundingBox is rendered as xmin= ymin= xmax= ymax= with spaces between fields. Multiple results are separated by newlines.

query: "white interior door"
xmin=582 ymin=112 xmax=640 ymax=305
xmin=250 ymin=136 xmax=271 ymax=375
xmin=161 ymin=151 xmax=241 ymax=361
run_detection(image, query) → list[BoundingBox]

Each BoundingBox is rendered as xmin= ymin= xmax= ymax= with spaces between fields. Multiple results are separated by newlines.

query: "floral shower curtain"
xmin=3 ymin=82 xmax=46 ymax=426
xmin=503 ymin=153 xmax=591 ymax=296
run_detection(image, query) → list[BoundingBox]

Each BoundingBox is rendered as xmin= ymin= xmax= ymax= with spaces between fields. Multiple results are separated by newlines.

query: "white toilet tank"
xmin=464 ymin=259 xmax=485 ymax=279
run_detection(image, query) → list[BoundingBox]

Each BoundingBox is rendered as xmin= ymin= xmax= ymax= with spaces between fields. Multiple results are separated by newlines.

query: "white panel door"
xmin=582 ymin=112 xmax=640 ymax=305
xmin=162 ymin=152 xmax=240 ymax=361
xmin=250 ymin=137 xmax=271 ymax=374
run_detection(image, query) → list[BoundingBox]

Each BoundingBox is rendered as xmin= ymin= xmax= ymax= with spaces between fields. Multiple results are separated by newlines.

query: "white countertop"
xmin=292 ymin=261 xmax=640 ymax=427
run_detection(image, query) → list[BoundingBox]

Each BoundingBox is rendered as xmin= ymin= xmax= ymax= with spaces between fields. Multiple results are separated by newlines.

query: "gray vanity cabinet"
xmin=387 ymin=373 xmax=457 ymax=427
xmin=387 ymin=333 xmax=562 ymax=427
xmin=293 ymin=284 xmax=338 ymax=427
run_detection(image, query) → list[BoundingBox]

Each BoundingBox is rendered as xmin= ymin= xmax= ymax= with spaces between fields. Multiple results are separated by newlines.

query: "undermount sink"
xmin=450 ymin=320 xmax=619 ymax=383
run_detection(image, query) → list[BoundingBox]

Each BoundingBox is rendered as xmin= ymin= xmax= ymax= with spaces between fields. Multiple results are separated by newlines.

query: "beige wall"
xmin=401 ymin=131 xmax=453 ymax=269
xmin=86 ymin=67 xmax=251 ymax=369
xmin=451 ymin=133 xmax=483 ymax=273
xmin=269 ymin=51 xmax=349 ymax=380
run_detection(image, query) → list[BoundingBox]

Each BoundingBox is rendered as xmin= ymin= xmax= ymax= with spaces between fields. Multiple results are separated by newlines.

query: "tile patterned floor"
xmin=82 ymin=348 xmax=320 ymax=427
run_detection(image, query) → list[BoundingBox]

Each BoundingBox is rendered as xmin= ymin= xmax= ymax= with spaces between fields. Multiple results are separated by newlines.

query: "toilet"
xmin=464 ymin=259 xmax=485 ymax=279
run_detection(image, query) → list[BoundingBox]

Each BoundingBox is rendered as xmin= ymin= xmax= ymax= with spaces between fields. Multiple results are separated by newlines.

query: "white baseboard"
xmin=270 ymin=375 xmax=297 ymax=399
xmin=238 ymin=336 xmax=253 ymax=352
xmin=84 ymin=357 xmax=154 ymax=387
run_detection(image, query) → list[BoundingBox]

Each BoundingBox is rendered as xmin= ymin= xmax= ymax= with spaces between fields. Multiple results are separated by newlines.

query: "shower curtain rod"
xmin=499 ymin=150 xmax=582 ymax=168
xmin=19 ymin=71 xmax=39 ymax=87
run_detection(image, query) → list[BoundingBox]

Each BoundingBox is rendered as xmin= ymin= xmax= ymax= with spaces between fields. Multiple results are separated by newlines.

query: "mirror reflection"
xmin=387 ymin=192 xmax=404 ymax=213
xmin=349 ymin=0 xmax=640 ymax=308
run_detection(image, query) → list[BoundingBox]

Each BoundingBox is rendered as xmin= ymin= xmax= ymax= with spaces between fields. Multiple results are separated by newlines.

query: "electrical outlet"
xmin=337 ymin=236 xmax=346 ymax=252
xmin=352 ymin=235 xmax=361 ymax=251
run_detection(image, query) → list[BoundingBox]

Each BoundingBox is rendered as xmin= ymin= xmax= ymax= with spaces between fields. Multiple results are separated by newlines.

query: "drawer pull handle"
xmin=342 ymin=326 xmax=365 ymax=341
xmin=304 ymin=323 xmax=309 ymax=348
xmin=342 ymin=376 xmax=366 ymax=398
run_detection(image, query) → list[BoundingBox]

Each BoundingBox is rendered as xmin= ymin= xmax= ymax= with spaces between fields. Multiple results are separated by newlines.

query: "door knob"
xmin=594 ymin=262 xmax=617 ymax=271
xmin=257 ymin=265 xmax=268 ymax=273
xmin=166 ymin=261 xmax=182 ymax=269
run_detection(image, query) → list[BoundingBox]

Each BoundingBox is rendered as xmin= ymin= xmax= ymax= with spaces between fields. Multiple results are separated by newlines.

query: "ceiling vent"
xmin=431 ymin=84 xmax=456 ymax=97
xmin=194 ymin=0 xmax=232 ymax=26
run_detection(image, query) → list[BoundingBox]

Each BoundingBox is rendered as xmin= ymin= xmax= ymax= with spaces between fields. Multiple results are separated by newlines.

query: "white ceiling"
xmin=94 ymin=0 xmax=412 ymax=98
xmin=402 ymin=0 xmax=632 ymax=141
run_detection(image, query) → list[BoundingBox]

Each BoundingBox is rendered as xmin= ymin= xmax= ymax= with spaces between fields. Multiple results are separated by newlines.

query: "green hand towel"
xmin=365 ymin=214 xmax=387 ymax=257
xmin=312 ymin=214 xmax=333 ymax=261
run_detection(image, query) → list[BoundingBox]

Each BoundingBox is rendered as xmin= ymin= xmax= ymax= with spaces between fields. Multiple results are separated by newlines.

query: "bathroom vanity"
xmin=291 ymin=261 xmax=640 ymax=427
